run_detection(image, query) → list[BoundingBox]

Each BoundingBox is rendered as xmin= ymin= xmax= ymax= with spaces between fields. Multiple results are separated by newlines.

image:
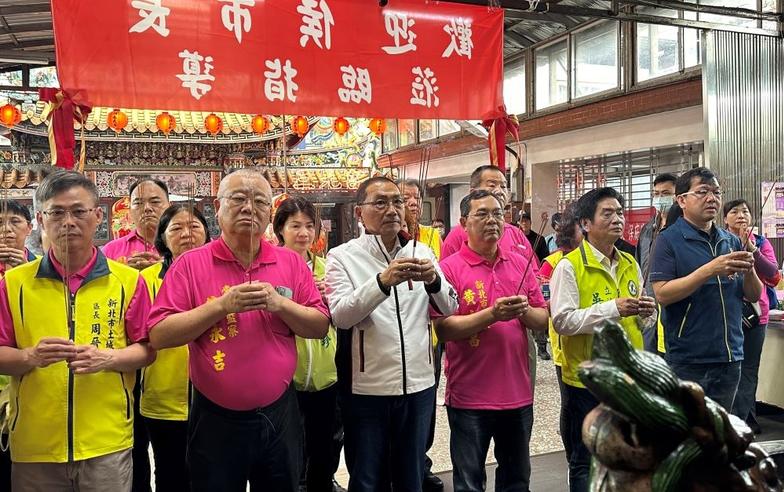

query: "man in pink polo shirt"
xmin=147 ymin=169 xmax=329 ymax=492
xmin=436 ymin=189 xmax=548 ymax=492
xmin=441 ymin=165 xmax=535 ymax=263
xmin=102 ymin=177 xmax=169 ymax=492
xmin=102 ymin=178 xmax=170 ymax=270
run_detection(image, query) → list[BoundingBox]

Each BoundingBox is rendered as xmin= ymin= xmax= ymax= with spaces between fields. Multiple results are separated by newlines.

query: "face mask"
xmin=652 ymin=196 xmax=674 ymax=213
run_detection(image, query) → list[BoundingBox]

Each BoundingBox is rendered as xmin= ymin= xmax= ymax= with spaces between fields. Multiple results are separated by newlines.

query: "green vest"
xmin=560 ymin=242 xmax=644 ymax=388
xmin=5 ymin=253 xmax=140 ymax=463
xmin=293 ymin=255 xmax=337 ymax=392
xmin=543 ymin=250 xmax=566 ymax=367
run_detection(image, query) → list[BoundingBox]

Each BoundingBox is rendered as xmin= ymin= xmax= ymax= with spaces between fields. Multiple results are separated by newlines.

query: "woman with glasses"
xmin=272 ymin=196 xmax=341 ymax=492
xmin=140 ymin=204 xmax=210 ymax=491
xmin=723 ymin=199 xmax=780 ymax=433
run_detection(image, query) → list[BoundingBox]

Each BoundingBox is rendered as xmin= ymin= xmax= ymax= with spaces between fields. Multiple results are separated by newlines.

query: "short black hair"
xmin=35 ymin=170 xmax=99 ymax=207
xmin=272 ymin=196 xmax=317 ymax=244
xmin=723 ymin=198 xmax=749 ymax=218
xmin=460 ymin=189 xmax=499 ymax=217
xmin=0 ymin=199 xmax=31 ymax=222
xmin=469 ymin=165 xmax=504 ymax=188
xmin=129 ymin=178 xmax=169 ymax=199
xmin=550 ymin=212 xmax=562 ymax=228
xmin=556 ymin=203 xmax=581 ymax=249
xmin=575 ymin=187 xmax=625 ymax=222
xmin=356 ymin=176 xmax=397 ymax=204
xmin=675 ymin=168 xmax=717 ymax=196
xmin=398 ymin=178 xmax=423 ymax=195
xmin=653 ymin=173 xmax=678 ymax=187
xmin=154 ymin=204 xmax=211 ymax=265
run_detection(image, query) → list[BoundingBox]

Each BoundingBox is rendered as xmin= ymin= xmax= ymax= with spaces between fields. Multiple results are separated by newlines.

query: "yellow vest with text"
xmin=294 ymin=255 xmax=338 ymax=392
xmin=543 ymin=251 xmax=566 ymax=367
xmin=4 ymin=254 xmax=140 ymax=463
xmin=560 ymin=242 xmax=644 ymax=388
xmin=140 ymin=263 xmax=190 ymax=420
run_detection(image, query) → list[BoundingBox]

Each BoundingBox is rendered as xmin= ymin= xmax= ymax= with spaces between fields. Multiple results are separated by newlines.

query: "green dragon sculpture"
xmin=579 ymin=322 xmax=782 ymax=492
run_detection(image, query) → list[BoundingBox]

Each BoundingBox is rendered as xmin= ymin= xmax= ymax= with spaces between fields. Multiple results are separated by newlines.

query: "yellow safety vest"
xmin=4 ymin=253 xmax=140 ymax=463
xmin=294 ymin=255 xmax=338 ymax=392
xmin=140 ymin=263 xmax=190 ymax=421
xmin=560 ymin=242 xmax=644 ymax=388
xmin=543 ymin=250 xmax=566 ymax=367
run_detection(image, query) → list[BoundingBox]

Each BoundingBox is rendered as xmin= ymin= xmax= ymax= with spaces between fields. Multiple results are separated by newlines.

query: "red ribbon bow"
xmin=482 ymin=109 xmax=520 ymax=173
xmin=38 ymin=88 xmax=92 ymax=171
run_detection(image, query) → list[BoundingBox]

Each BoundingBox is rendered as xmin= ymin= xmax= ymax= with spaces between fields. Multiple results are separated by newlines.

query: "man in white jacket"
xmin=326 ymin=176 xmax=458 ymax=492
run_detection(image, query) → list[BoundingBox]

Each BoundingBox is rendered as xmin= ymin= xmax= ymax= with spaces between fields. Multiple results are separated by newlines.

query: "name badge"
xmin=276 ymin=286 xmax=293 ymax=299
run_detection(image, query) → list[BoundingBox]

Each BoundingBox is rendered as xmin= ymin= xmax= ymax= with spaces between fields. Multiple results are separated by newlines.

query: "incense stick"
xmin=516 ymin=212 xmax=548 ymax=295
xmin=744 ymin=179 xmax=778 ymax=250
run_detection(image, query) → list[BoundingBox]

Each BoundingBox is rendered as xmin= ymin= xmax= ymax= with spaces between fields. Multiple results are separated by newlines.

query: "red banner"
xmin=623 ymin=207 xmax=655 ymax=245
xmin=51 ymin=0 xmax=505 ymax=120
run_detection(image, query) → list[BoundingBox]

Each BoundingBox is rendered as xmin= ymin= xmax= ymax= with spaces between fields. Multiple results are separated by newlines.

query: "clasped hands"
xmin=379 ymin=258 xmax=437 ymax=288
xmin=25 ymin=338 xmax=115 ymax=374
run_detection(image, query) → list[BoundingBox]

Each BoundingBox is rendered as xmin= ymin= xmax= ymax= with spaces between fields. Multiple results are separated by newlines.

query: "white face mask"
xmin=652 ymin=196 xmax=674 ymax=213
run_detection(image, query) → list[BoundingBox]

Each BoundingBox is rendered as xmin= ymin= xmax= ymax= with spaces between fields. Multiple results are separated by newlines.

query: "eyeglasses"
xmin=358 ymin=198 xmax=405 ymax=211
xmin=220 ymin=193 xmax=271 ymax=210
xmin=682 ymin=189 xmax=723 ymax=200
xmin=468 ymin=211 xmax=505 ymax=222
xmin=42 ymin=208 xmax=96 ymax=222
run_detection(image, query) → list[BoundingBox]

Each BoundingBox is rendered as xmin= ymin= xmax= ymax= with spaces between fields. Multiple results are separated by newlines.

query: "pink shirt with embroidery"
xmin=147 ymin=237 xmax=329 ymax=411
xmin=442 ymin=223 xmax=538 ymax=270
xmin=0 ymin=248 xmax=151 ymax=347
xmin=102 ymin=230 xmax=159 ymax=265
xmin=439 ymin=243 xmax=545 ymax=410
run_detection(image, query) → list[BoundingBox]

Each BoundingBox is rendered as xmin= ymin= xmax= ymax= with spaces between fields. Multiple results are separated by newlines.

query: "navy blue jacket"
xmin=649 ymin=217 xmax=745 ymax=364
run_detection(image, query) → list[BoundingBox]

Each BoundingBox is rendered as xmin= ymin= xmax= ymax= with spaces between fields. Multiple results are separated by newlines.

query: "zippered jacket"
xmin=4 ymin=254 xmax=141 ymax=463
xmin=649 ymin=217 xmax=745 ymax=364
xmin=326 ymin=233 xmax=458 ymax=396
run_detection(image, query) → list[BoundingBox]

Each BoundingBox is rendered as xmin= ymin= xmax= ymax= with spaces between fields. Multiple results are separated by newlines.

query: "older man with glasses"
xmin=650 ymin=168 xmax=762 ymax=410
xmin=0 ymin=171 xmax=154 ymax=492
xmin=148 ymin=169 xmax=330 ymax=492
xmin=326 ymin=176 xmax=458 ymax=492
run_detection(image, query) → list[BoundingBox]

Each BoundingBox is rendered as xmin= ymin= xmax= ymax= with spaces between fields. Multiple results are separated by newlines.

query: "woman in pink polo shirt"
xmin=273 ymin=196 xmax=341 ymax=492
xmin=141 ymin=204 xmax=210 ymax=491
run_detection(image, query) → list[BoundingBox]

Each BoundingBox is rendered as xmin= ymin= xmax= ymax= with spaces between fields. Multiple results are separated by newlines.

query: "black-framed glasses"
xmin=42 ymin=208 xmax=96 ymax=222
xmin=358 ymin=198 xmax=405 ymax=211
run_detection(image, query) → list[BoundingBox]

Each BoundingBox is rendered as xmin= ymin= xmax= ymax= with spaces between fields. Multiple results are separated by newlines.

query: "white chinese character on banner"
xmin=264 ymin=59 xmax=299 ymax=102
xmin=338 ymin=66 xmax=372 ymax=104
xmin=129 ymin=0 xmax=171 ymax=37
xmin=298 ymin=0 xmax=334 ymax=50
xmin=219 ymin=0 xmax=255 ymax=44
xmin=442 ymin=18 xmax=473 ymax=59
xmin=381 ymin=13 xmax=417 ymax=55
xmin=410 ymin=66 xmax=439 ymax=108
xmin=176 ymin=50 xmax=215 ymax=100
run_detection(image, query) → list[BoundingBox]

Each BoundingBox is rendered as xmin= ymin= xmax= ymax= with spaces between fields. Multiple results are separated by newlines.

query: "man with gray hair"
xmin=0 ymin=170 xmax=154 ymax=492
xmin=148 ymin=169 xmax=330 ymax=491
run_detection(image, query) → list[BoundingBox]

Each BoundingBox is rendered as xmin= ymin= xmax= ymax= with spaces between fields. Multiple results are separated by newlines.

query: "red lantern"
xmin=107 ymin=108 xmax=128 ymax=133
xmin=368 ymin=118 xmax=387 ymax=136
xmin=0 ymin=104 xmax=21 ymax=128
xmin=204 ymin=113 xmax=223 ymax=135
xmin=251 ymin=115 xmax=269 ymax=134
xmin=291 ymin=116 xmax=309 ymax=137
xmin=156 ymin=111 xmax=176 ymax=134
xmin=333 ymin=117 xmax=350 ymax=136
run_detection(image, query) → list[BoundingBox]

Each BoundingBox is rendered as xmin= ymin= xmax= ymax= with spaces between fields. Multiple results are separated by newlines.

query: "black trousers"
xmin=188 ymin=386 xmax=302 ymax=492
xmin=297 ymin=384 xmax=342 ymax=492
xmin=132 ymin=370 xmax=152 ymax=492
xmin=0 ymin=444 xmax=10 ymax=492
xmin=146 ymin=417 xmax=189 ymax=492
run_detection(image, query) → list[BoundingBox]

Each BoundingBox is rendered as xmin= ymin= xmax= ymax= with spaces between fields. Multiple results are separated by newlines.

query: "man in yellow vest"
xmin=0 ymin=171 xmax=154 ymax=492
xmin=550 ymin=187 xmax=656 ymax=492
